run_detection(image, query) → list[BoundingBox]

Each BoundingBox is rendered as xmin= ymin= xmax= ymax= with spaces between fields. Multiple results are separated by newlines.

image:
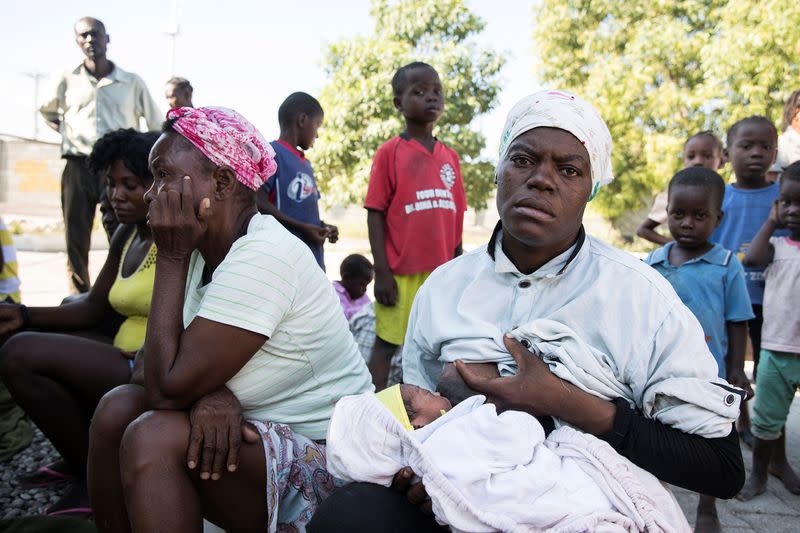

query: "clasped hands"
xmin=186 ymin=386 xmax=259 ymax=481
xmin=0 ymin=304 xmax=25 ymax=336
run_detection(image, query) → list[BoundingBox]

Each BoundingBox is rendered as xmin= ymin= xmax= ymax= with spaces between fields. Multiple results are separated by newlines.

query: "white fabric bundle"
xmin=434 ymin=318 xmax=742 ymax=438
xmin=326 ymin=393 xmax=690 ymax=533
xmin=511 ymin=319 xmax=742 ymax=436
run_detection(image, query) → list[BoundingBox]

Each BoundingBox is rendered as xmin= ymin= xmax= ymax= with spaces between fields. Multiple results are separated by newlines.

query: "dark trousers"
xmin=749 ymin=304 xmax=763 ymax=381
xmin=60 ymin=157 xmax=107 ymax=294
xmin=308 ymin=483 xmax=442 ymax=533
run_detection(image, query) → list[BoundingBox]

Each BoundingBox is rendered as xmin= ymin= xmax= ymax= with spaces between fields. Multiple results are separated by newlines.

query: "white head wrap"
xmin=497 ymin=90 xmax=614 ymax=200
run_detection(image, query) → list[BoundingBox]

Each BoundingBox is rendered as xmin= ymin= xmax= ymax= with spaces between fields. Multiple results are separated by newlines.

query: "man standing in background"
xmin=164 ymin=77 xmax=194 ymax=109
xmin=39 ymin=16 xmax=162 ymax=293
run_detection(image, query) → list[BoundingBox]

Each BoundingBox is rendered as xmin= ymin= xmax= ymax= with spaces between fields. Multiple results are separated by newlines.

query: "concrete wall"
xmin=0 ymin=135 xmax=63 ymax=213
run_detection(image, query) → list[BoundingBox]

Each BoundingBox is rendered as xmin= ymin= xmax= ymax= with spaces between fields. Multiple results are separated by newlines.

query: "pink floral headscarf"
xmin=166 ymin=106 xmax=277 ymax=191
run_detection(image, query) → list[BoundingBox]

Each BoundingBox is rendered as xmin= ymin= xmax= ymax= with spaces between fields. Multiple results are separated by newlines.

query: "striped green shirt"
xmin=183 ymin=215 xmax=372 ymax=439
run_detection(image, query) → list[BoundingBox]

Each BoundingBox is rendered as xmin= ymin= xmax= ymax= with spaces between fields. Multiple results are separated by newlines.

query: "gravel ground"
xmin=0 ymin=425 xmax=69 ymax=520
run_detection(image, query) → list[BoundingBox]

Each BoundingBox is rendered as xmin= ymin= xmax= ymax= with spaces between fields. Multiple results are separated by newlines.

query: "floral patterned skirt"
xmin=251 ymin=420 xmax=343 ymax=533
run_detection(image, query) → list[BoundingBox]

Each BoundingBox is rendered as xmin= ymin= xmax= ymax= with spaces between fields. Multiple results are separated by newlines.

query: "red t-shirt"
xmin=364 ymin=136 xmax=466 ymax=275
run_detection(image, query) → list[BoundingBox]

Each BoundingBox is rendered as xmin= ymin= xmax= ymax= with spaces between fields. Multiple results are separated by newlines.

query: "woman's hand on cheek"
xmin=148 ymin=176 xmax=211 ymax=262
xmin=455 ymin=334 xmax=560 ymax=417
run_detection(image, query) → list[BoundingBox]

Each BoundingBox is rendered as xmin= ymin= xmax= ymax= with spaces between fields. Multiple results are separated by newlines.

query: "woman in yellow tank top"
xmin=0 ymin=129 xmax=158 ymax=516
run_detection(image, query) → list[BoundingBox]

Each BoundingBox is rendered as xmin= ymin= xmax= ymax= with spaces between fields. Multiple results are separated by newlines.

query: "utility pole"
xmin=164 ymin=0 xmax=180 ymax=76
xmin=23 ymin=71 xmax=45 ymax=140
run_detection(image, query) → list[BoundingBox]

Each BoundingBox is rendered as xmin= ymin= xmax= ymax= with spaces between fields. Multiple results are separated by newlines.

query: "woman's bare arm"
xmin=144 ymin=179 xmax=266 ymax=409
xmin=27 ymin=224 xmax=132 ymax=330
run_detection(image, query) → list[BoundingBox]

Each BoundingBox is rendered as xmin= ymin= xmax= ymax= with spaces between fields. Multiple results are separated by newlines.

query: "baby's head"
xmin=376 ymin=384 xmax=452 ymax=430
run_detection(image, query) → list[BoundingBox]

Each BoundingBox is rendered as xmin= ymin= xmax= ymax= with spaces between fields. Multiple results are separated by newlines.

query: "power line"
xmin=22 ymin=71 xmax=46 ymax=140
xmin=164 ymin=0 xmax=181 ymax=76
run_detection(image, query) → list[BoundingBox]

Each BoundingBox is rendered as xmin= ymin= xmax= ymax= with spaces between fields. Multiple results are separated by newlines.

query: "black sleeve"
xmin=599 ymin=398 xmax=745 ymax=499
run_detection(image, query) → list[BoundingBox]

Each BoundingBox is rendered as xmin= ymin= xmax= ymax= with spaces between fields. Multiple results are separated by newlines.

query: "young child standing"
xmin=332 ymin=254 xmax=374 ymax=321
xmin=645 ymin=167 xmax=754 ymax=532
xmin=710 ymin=116 xmax=787 ymax=446
xmin=256 ymin=92 xmax=338 ymax=270
xmin=364 ymin=62 xmax=466 ymax=389
xmin=637 ymin=131 xmax=725 ymax=245
xmin=738 ymin=161 xmax=800 ymax=501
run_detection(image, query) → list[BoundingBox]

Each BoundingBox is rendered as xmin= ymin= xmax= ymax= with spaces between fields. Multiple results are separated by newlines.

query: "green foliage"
xmin=533 ymin=0 xmax=800 ymax=227
xmin=315 ymin=0 xmax=504 ymax=210
xmin=704 ymin=0 xmax=800 ymax=125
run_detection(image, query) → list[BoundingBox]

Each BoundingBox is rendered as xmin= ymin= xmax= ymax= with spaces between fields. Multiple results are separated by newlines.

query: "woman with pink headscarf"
xmin=87 ymin=107 xmax=372 ymax=533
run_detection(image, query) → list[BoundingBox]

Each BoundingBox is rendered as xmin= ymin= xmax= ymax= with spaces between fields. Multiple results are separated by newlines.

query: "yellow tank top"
xmin=107 ymin=233 xmax=156 ymax=352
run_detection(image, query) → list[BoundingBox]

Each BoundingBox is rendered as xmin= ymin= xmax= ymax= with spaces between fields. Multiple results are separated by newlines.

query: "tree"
xmin=314 ymin=0 xmax=504 ymax=211
xmin=703 ymin=0 xmax=800 ymax=125
xmin=532 ymin=0 xmax=800 ymax=231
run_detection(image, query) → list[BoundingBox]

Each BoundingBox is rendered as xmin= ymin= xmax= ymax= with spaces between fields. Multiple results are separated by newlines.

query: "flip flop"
xmin=17 ymin=463 xmax=75 ymax=489
xmin=44 ymin=506 xmax=93 ymax=518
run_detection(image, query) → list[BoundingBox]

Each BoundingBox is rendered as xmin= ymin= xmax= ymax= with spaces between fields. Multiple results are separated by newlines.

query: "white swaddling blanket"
xmin=436 ymin=318 xmax=742 ymax=437
xmin=326 ymin=394 xmax=690 ymax=533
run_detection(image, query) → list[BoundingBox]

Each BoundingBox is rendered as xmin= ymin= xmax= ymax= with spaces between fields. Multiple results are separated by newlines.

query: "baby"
xmin=379 ymin=383 xmax=452 ymax=430
xmin=327 ymin=384 xmax=690 ymax=533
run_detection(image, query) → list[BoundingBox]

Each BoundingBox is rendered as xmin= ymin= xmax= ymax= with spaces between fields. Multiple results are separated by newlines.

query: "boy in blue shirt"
xmin=710 ymin=116 xmax=787 ymax=447
xmin=256 ymin=92 xmax=338 ymax=269
xmin=646 ymin=167 xmax=753 ymax=533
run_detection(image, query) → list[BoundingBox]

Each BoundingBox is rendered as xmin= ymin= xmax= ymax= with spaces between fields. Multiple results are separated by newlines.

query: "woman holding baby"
xmin=309 ymin=91 xmax=746 ymax=532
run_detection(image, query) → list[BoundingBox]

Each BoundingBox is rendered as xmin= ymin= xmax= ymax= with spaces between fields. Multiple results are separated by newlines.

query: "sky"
xmin=0 ymin=0 xmax=539 ymax=159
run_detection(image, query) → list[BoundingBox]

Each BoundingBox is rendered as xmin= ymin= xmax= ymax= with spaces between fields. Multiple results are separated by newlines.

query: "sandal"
xmin=43 ymin=506 xmax=93 ymax=518
xmin=43 ymin=482 xmax=92 ymax=518
xmin=17 ymin=462 xmax=75 ymax=489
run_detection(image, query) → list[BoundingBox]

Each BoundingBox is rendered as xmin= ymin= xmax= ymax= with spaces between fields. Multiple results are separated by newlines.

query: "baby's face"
xmin=401 ymin=384 xmax=452 ymax=429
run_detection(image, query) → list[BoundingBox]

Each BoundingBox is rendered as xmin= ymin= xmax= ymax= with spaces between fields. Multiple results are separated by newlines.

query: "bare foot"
xmin=737 ymin=473 xmax=767 ymax=501
xmin=769 ymin=459 xmax=800 ymax=495
xmin=695 ymin=496 xmax=722 ymax=533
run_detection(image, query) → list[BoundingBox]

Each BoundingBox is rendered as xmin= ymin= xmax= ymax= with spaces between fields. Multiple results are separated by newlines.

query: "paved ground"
xmin=1 ymin=426 xmax=70 ymax=519
xmin=1 ymin=221 xmax=799 ymax=530
xmin=669 ymin=409 xmax=800 ymax=532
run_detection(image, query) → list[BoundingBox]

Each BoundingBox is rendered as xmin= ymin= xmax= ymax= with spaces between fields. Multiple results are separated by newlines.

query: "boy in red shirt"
xmin=364 ymin=62 xmax=466 ymax=389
